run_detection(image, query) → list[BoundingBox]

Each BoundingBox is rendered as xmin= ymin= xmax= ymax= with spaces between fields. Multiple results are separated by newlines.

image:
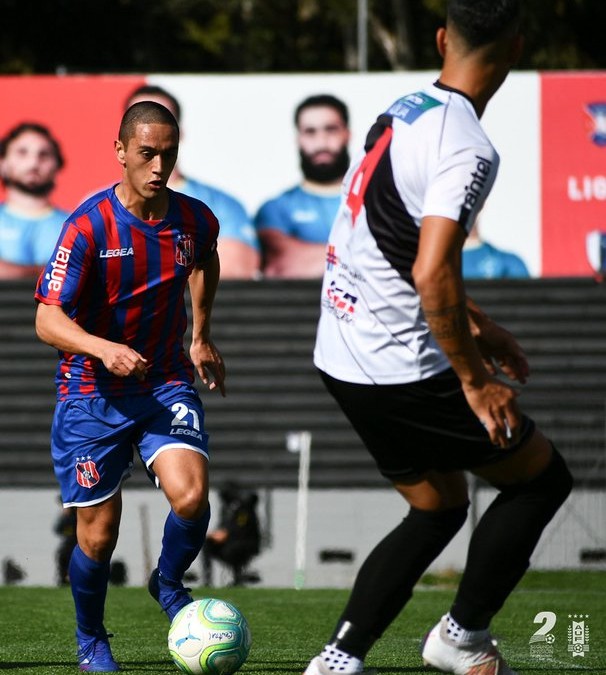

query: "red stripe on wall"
xmin=541 ymin=72 xmax=606 ymax=276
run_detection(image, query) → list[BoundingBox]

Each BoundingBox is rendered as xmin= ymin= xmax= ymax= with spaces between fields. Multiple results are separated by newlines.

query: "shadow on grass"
xmin=0 ymin=661 xmax=176 ymax=672
xmin=0 ymin=664 xmax=73 ymax=671
xmin=244 ymin=661 xmax=434 ymax=674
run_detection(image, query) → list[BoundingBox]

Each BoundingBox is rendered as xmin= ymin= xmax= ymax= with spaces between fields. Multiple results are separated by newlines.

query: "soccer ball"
xmin=168 ymin=598 xmax=251 ymax=675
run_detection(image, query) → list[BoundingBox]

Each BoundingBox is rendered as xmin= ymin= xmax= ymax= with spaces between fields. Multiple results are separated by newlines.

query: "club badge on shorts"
xmin=175 ymin=234 xmax=194 ymax=267
xmin=75 ymin=457 xmax=100 ymax=488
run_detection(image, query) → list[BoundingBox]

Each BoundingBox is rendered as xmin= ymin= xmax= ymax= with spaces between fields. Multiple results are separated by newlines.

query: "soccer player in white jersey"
xmin=305 ymin=1 xmax=572 ymax=674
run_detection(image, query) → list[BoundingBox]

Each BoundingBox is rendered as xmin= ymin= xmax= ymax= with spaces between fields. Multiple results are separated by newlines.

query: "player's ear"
xmin=115 ymin=139 xmax=126 ymax=166
xmin=436 ymin=27 xmax=447 ymax=58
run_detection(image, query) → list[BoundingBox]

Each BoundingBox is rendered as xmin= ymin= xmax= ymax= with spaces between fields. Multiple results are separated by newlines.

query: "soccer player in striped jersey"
xmin=35 ymin=101 xmax=225 ymax=672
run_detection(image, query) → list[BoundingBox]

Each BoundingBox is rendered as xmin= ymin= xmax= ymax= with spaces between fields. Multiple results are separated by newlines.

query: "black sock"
xmin=451 ymin=449 xmax=572 ymax=629
xmin=331 ymin=503 xmax=469 ymax=658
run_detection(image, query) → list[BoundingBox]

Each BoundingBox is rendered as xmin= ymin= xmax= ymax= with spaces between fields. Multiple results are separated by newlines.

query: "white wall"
xmin=150 ymin=72 xmax=541 ymax=275
xmin=1 ymin=484 xmax=602 ymax=588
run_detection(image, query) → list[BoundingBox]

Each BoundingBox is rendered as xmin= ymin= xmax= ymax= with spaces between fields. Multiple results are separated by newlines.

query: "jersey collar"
xmin=433 ymin=80 xmax=477 ymax=110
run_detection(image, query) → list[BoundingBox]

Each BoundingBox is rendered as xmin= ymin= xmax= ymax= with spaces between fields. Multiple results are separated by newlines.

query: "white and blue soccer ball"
xmin=168 ymin=598 xmax=251 ymax=675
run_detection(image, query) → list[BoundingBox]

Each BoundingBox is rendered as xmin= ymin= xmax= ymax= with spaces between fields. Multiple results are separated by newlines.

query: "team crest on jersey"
xmin=175 ymin=234 xmax=194 ymax=267
xmin=75 ymin=457 xmax=100 ymax=489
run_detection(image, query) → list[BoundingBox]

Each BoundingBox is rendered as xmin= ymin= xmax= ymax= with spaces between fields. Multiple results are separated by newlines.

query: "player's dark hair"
xmin=125 ymin=84 xmax=182 ymax=122
xmin=447 ymin=0 xmax=521 ymax=48
xmin=295 ymin=94 xmax=349 ymax=128
xmin=119 ymin=101 xmax=180 ymax=145
xmin=0 ymin=122 xmax=65 ymax=168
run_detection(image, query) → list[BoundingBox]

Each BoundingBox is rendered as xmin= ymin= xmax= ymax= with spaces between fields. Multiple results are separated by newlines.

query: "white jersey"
xmin=314 ymin=82 xmax=499 ymax=385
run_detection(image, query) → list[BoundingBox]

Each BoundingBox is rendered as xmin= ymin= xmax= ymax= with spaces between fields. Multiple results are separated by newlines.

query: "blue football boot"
xmin=148 ymin=567 xmax=193 ymax=622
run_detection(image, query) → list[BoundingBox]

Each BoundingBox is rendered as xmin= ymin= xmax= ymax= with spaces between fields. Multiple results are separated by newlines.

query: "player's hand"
xmin=463 ymin=377 xmax=521 ymax=449
xmin=99 ymin=343 xmax=149 ymax=381
xmin=474 ymin=320 xmax=529 ymax=385
xmin=190 ymin=339 xmax=226 ymax=396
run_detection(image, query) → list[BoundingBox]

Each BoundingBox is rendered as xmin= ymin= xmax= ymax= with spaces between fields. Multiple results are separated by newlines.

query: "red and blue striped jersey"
xmin=35 ymin=186 xmax=219 ymax=400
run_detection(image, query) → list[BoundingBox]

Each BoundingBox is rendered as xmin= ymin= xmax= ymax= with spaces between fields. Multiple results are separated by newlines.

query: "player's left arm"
xmin=466 ymin=296 xmax=529 ymax=384
xmin=188 ymin=249 xmax=226 ymax=396
xmin=414 ymin=215 xmax=521 ymax=447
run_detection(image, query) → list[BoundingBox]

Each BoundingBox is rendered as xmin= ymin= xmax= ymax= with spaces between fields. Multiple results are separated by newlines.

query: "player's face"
xmin=1 ymin=131 xmax=60 ymax=196
xmin=297 ymin=106 xmax=350 ymax=167
xmin=116 ymin=122 xmax=179 ymax=200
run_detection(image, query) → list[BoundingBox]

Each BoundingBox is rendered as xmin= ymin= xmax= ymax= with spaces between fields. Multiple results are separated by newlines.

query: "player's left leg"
xmin=149 ymin=448 xmax=211 ymax=621
xmin=447 ymin=430 xmax=572 ymax=633
xmin=140 ymin=384 xmax=212 ymax=621
xmin=421 ymin=430 xmax=572 ymax=675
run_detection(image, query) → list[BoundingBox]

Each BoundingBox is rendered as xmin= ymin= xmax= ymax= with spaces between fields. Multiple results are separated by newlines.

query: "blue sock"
xmin=69 ymin=545 xmax=110 ymax=636
xmin=158 ymin=507 xmax=210 ymax=583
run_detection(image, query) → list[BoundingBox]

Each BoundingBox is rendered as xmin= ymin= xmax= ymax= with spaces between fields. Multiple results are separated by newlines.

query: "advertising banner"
xmin=541 ymin=72 xmax=606 ymax=276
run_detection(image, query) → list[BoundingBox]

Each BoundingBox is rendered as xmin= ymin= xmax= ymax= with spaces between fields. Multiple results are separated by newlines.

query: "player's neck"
xmin=442 ymin=65 xmax=511 ymax=120
xmin=4 ymin=189 xmax=53 ymax=217
xmin=116 ymin=183 xmax=169 ymax=221
xmin=301 ymin=178 xmax=343 ymax=195
xmin=439 ymin=35 xmax=517 ymax=119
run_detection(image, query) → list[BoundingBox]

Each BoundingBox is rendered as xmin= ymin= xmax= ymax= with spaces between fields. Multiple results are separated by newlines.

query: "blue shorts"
xmin=51 ymin=383 xmax=209 ymax=507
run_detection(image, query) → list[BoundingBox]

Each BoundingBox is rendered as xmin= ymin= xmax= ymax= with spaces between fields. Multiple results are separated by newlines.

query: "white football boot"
xmin=421 ymin=616 xmax=517 ymax=675
xmin=303 ymin=655 xmax=377 ymax=675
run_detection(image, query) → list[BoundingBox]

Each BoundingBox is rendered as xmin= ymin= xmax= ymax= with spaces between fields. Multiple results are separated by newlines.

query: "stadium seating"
xmin=1 ymin=278 xmax=604 ymax=489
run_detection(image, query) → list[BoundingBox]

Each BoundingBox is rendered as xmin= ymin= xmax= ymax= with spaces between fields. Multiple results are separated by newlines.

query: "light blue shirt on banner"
xmin=179 ymin=177 xmax=259 ymax=251
xmin=254 ymin=185 xmax=341 ymax=243
xmin=463 ymin=241 xmax=530 ymax=279
xmin=0 ymin=204 xmax=68 ymax=265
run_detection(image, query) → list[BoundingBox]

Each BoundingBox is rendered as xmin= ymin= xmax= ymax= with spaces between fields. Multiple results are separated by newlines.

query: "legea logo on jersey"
xmin=45 ymin=245 xmax=71 ymax=293
xmin=176 ymin=234 xmax=194 ymax=266
xmin=99 ymin=247 xmax=134 ymax=258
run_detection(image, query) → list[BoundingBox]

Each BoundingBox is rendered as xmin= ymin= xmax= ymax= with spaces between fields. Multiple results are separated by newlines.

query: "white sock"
xmin=444 ymin=613 xmax=490 ymax=646
xmin=319 ymin=644 xmax=364 ymax=672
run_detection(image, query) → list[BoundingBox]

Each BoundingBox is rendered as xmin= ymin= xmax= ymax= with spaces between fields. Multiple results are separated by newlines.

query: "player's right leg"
xmin=51 ymin=396 xmax=138 ymax=672
xmin=304 ymin=473 xmax=469 ymax=674
xmin=303 ymin=372 xmax=472 ymax=673
xmin=72 ymin=495 xmax=122 ymax=672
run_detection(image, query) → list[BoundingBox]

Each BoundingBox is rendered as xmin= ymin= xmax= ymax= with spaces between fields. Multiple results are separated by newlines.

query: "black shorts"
xmin=320 ymin=368 xmax=535 ymax=481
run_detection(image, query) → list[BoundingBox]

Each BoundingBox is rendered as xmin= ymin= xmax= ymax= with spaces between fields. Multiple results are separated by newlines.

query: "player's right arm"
xmin=35 ymin=303 xmax=148 ymax=380
xmin=413 ymin=214 xmax=521 ymax=448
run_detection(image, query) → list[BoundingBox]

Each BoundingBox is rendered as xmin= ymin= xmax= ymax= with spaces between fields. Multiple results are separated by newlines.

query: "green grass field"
xmin=0 ymin=571 xmax=603 ymax=674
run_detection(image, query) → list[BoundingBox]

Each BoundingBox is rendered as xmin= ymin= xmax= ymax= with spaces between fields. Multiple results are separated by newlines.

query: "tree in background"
xmin=2 ymin=0 xmax=605 ymax=74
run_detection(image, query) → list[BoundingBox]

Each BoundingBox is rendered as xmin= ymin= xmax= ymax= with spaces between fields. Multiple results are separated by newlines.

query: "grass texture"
xmin=0 ymin=571 xmax=603 ymax=674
